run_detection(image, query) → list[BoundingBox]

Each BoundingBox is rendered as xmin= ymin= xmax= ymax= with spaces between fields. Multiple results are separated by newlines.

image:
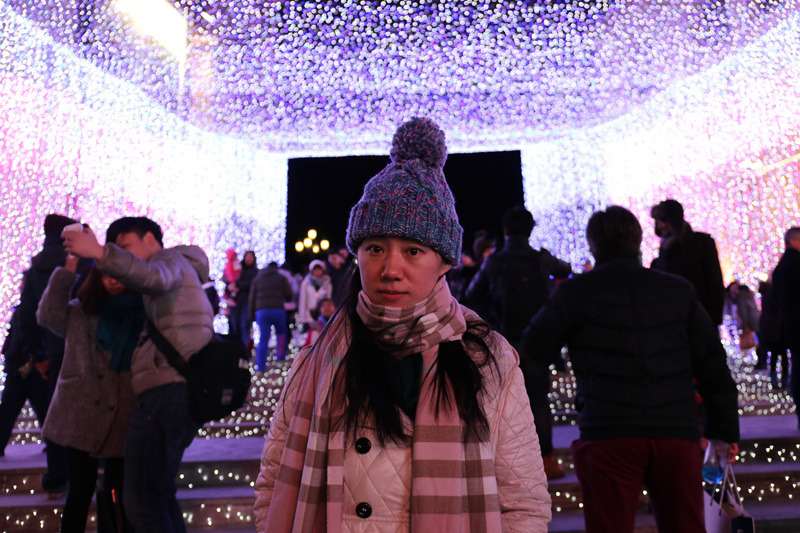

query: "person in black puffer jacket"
xmin=523 ymin=206 xmax=739 ymax=533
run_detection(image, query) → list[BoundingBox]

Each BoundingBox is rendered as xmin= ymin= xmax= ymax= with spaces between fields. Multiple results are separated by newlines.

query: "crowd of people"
xmin=0 ymin=116 xmax=797 ymax=532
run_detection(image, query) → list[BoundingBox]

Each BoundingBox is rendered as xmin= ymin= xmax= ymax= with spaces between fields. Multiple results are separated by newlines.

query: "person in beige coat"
xmin=38 ymin=255 xmax=143 ymax=532
xmin=253 ymin=118 xmax=551 ymax=532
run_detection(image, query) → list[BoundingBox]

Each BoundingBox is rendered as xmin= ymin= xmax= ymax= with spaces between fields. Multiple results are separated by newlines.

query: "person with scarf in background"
xmin=37 ymin=247 xmax=145 ymax=532
xmin=253 ymin=118 xmax=551 ymax=532
xmin=298 ymin=258 xmax=333 ymax=332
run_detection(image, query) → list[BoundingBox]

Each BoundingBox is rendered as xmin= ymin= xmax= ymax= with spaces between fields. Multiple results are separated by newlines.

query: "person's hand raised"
xmin=64 ymin=254 xmax=79 ymax=273
xmin=62 ymin=226 xmax=105 ymax=260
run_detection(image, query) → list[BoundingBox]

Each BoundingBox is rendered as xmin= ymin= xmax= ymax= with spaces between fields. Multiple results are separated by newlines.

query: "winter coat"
xmin=278 ymin=268 xmax=300 ymax=311
xmin=2 ymin=305 xmax=27 ymax=375
xmin=235 ymin=265 xmax=259 ymax=308
xmin=772 ymin=248 xmax=800 ymax=346
xmin=523 ymin=257 xmax=739 ymax=444
xmin=758 ymin=281 xmax=783 ymax=344
xmin=16 ymin=234 xmax=68 ymax=363
xmin=96 ymin=244 xmax=214 ymax=396
xmin=730 ymin=286 xmax=759 ymax=332
xmin=465 ymin=236 xmax=571 ymax=341
xmin=651 ymin=224 xmax=726 ymax=326
xmin=254 ymin=318 xmax=552 ymax=532
xmin=36 ymin=268 xmax=135 ymax=457
xmin=298 ymin=275 xmax=333 ymax=325
xmin=248 ymin=266 xmax=293 ymax=321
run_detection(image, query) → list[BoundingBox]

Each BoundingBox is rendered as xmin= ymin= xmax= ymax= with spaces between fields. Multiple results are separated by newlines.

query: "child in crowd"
xmin=302 ymin=297 xmax=335 ymax=347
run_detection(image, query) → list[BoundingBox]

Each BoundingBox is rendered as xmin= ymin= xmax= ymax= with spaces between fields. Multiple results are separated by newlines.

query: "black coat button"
xmin=355 ymin=437 xmax=371 ymax=454
xmin=355 ymin=502 xmax=372 ymax=518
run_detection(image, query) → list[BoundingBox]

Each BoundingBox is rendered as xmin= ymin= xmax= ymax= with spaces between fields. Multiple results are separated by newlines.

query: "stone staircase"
xmin=0 ymin=339 xmax=797 ymax=532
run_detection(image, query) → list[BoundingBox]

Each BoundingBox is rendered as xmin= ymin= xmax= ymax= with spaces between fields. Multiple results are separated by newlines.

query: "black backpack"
xmin=147 ymin=320 xmax=251 ymax=425
xmin=493 ymin=250 xmax=550 ymax=339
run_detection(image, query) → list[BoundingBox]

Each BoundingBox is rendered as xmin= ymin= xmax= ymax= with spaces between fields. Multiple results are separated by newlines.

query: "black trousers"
xmin=61 ymin=447 xmax=125 ymax=533
xmin=0 ymin=370 xmax=49 ymax=450
xmin=512 ymin=338 xmax=555 ymax=456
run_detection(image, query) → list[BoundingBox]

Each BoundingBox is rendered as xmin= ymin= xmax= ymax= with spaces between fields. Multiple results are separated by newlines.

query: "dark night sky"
xmin=286 ymin=151 xmax=524 ymax=271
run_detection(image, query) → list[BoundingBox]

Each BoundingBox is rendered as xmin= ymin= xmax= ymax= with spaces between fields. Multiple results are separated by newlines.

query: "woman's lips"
xmin=378 ymin=290 xmax=406 ymax=301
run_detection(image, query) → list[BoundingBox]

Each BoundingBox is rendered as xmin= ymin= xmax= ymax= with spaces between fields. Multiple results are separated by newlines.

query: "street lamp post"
xmin=295 ymin=229 xmax=330 ymax=256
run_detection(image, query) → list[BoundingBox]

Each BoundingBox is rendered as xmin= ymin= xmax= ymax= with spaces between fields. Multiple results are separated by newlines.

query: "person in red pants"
xmin=523 ymin=206 xmax=740 ymax=533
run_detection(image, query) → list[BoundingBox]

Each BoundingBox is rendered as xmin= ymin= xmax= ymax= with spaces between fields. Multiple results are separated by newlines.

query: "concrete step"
xmin=549 ymin=499 xmax=800 ymax=533
xmin=0 ymin=418 xmax=796 ymax=531
xmin=2 ymin=479 xmax=798 ymax=532
xmin=0 ymin=485 xmax=258 ymax=532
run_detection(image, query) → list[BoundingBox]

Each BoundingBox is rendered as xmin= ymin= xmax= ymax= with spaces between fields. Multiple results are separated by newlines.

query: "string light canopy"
xmin=0 ymin=0 xmax=798 ymax=343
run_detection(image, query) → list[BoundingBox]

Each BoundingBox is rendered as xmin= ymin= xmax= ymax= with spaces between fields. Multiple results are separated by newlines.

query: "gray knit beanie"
xmin=346 ymin=118 xmax=463 ymax=265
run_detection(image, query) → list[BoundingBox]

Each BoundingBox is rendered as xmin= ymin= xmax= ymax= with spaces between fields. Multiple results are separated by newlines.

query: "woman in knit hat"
xmin=253 ymin=118 xmax=551 ymax=532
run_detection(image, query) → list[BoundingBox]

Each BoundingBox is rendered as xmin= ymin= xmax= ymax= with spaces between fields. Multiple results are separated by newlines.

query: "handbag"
xmin=146 ymin=320 xmax=252 ymax=425
xmin=704 ymin=462 xmax=755 ymax=533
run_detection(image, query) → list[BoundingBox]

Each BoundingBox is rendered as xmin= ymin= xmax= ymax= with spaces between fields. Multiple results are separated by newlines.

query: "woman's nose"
xmin=381 ymin=251 xmax=402 ymax=280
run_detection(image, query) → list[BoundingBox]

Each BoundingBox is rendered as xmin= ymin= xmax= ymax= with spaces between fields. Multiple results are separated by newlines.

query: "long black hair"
xmin=76 ymin=267 xmax=112 ymax=314
xmin=331 ymin=263 xmax=498 ymax=446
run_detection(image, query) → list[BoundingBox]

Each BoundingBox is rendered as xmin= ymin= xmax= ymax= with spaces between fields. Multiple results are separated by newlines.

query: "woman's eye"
xmin=366 ymin=245 xmax=382 ymax=254
xmin=408 ymin=248 xmax=421 ymax=256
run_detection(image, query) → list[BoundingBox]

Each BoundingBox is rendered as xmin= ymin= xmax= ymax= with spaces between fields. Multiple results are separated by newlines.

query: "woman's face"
xmin=243 ymin=252 xmax=256 ymax=267
xmin=101 ymin=275 xmax=125 ymax=296
xmin=357 ymin=236 xmax=451 ymax=308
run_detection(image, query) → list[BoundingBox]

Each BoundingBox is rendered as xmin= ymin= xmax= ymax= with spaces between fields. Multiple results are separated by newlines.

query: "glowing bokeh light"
xmin=0 ymin=0 xmax=798 ymax=351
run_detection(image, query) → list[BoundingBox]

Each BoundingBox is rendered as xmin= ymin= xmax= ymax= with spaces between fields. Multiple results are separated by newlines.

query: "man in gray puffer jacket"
xmin=63 ymin=216 xmax=213 ymax=533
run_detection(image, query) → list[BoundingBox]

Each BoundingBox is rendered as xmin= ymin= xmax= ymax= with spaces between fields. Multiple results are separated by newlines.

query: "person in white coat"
xmin=253 ymin=118 xmax=551 ymax=532
xmin=297 ymin=258 xmax=332 ymax=329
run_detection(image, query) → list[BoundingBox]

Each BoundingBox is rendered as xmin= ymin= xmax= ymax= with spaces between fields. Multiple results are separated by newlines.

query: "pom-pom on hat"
xmin=346 ymin=117 xmax=463 ymax=264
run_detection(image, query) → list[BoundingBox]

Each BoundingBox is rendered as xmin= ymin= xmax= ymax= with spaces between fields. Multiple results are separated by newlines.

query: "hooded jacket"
xmin=96 ymin=243 xmax=214 ymax=395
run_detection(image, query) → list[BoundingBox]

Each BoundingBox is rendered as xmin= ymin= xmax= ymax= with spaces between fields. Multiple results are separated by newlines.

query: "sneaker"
xmin=542 ymin=453 xmax=566 ymax=480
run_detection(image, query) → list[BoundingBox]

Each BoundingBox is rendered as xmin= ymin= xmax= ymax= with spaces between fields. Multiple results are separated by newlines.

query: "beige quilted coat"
xmin=255 ymin=330 xmax=552 ymax=532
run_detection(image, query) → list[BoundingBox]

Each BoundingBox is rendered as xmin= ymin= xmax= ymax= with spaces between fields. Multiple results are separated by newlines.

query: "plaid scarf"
xmin=262 ymin=278 xmax=503 ymax=532
xmin=355 ymin=277 xmax=466 ymax=356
